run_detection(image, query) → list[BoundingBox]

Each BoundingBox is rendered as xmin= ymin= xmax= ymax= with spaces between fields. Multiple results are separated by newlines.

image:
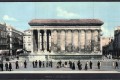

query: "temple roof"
xmin=29 ymin=19 xmax=104 ymax=26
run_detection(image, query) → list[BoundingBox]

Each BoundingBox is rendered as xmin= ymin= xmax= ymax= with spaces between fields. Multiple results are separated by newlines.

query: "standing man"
xmin=97 ymin=61 xmax=100 ymax=69
xmin=115 ymin=61 xmax=119 ymax=69
xmin=24 ymin=60 xmax=27 ymax=68
xmin=89 ymin=61 xmax=93 ymax=69
xmin=5 ymin=62 xmax=8 ymax=71
xmin=15 ymin=61 xmax=19 ymax=69
xmin=35 ymin=60 xmax=38 ymax=68
xmin=39 ymin=60 xmax=41 ymax=68
xmin=9 ymin=62 xmax=12 ymax=71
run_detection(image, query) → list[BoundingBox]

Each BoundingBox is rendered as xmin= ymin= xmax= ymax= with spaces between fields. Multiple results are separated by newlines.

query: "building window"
xmin=28 ymin=44 xmax=31 ymax=46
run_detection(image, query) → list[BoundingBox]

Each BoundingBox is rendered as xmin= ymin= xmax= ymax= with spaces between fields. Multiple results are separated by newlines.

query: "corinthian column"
xmin=37 ymin=30 xmax=40 ymax=52
xmin=44 ymin=30 xmax=47 ymax=51
xmin=71 ymin=30 xmax=73 ymax=52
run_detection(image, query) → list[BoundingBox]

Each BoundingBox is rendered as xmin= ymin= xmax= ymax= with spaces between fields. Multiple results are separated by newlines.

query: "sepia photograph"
xmin=0 ymin=2 xmax=120 ymax=79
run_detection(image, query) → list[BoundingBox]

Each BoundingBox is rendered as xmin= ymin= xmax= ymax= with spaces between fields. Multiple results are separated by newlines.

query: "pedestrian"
xmin=43 ymin=61 xmax=45 ymax=68
xmin=97 ymin=61 xmax=100 ymax=69
xmin=115 ymin=61 xmax=119 ymax=69
xmin=89 ymin=61 xmax=92 ymax=69
xmin=35 ymin=60 xmax=38 ymax=68
xmin=77 ymin=60 xmax=80 ymax=70
xmin=15 ymin=61 xmax=19 ymax=69
xmin=39 ymin=60 xmax=41 ymax=68
xmin=32 ymin=61 xmax=35 ymax=68
xmin=5 ymin=62 xmax=8 ymax=71
xmin=24 ymin=60 xmax=27 ymax=68
xmin=59 ymin=60 xmax=62 ymax=67
xmin=72 ymin=62 xmax=75 ymax=70
xmin=1 ymin=62 xmax=3 ymax=71
xmin=9 ymin=62 xmax=12 ymax=71
xmin=84 ymin=63 xmax=88 ymax=70
xmin=50 ymin=60 xmax=53 ymax=68
xmin=46 ymin=61 xmax=48 ymax=67
xmin=80 ymin=63 xmax=82 ymax=70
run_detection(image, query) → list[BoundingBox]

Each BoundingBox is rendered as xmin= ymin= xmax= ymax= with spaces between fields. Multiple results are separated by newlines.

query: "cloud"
xmin=56 ymin=7 xmax=80 ymax=18
xmin=3 ymin=15 xmax=18 ymax=21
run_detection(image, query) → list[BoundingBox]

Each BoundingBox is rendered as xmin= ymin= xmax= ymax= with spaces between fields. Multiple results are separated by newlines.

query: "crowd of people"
xmin=0 ymin=60 xmax=119 ymax=71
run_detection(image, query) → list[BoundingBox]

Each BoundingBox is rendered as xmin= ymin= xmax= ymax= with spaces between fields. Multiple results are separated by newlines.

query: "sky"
xmin=0 ymin=2 xmax=120 ymax=37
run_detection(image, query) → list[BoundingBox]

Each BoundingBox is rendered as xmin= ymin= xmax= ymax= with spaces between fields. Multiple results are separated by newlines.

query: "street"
xmin=1 ymin=57 xmax=120 ymax=72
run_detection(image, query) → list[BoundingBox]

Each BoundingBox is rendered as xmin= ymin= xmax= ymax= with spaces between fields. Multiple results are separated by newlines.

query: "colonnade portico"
xmin=32 ymin=29 xmax=101 ymax=54
xmin=29 ymin=19 xmax=104 ymax=55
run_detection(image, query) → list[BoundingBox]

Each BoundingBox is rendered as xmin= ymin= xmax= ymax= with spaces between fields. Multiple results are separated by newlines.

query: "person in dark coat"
xmin=43 ymin=61 xmax=45 ymax=68
xmin=5 ymin=63 xmax=8 ymax=71
xmin=59 ymin=60 xmax=62 ymax=67
xmin=89 ymin=61 xmax=92 ymax=69
xmin=72 ymin=62 xmax=75 ymax=70
xmin=69 ymin=61 xmax=72 ymax=69
xmin=39 ymin=60 xmax=41 ymax=68
xmin=32 ymin=61 xmax=35 ymax=68
xmin=24 ymin=60 xmax=27 ymax=68
xmin=84 ymin=63 xmax=88 ymax=70
xmin=50 ymin=60 xmax=53 ymax=68
xmin=9 ymin=62 xmax=12 ymax=71
xmin=35 ymin=60 xmax=38 ymax=68
xmin=46 ymin=61 xmax=48 ymax=67
xmin=97 ymin=61 xmax=100 ymax=69
xmin=115 ymin=61 xmax=119 ymax=69
xmin=15 ymin=61 xmax=19 ymax=69
xmin=77 ymin=60 xmax=80 ymax=70
xmin=1 ymin=62 xmax=3 ymax=71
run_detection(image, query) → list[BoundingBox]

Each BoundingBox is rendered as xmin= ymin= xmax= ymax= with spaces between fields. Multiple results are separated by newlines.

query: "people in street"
xmin=35 ymin=60 xmax=38 ymax=68
xmin=9 ymin=62 xmax=12 ymax=71
xmin=72 ymin=62 xmax=75 ymax=70
xmin=5 ymin=62 xmax=8 ymax=71
xmin=89 ymin=61 xmax=92 ymax=69
xmin=84 ymin=63 xmax=88 ymax=70
xmin=97 ymin=61 xmax=100 ymax=69
xmin=39 ymin=60 xmax=41 ymax=68
xmin=15 ymin=61 xmax=19 ymax=69
xmin=43 ymin=61 xmax=45 ymax=68
xmin=115 ymin=61 xmax=119 ymax=69
xmin=24 ymin=60 xmax=27 ymax=68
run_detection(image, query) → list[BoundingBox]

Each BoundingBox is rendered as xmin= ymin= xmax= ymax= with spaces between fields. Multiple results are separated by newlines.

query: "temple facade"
xmin=27 ymin=19 xmax=104 ymax=56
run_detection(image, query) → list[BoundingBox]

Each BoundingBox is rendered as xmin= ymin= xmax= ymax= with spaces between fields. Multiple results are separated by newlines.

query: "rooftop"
xmin=29 ymin=19 xmax=104 ymax=26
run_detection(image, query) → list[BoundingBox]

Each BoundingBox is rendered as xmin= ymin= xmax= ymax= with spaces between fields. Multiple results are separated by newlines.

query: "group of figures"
xmin=0 ymin=60 xmax=27 ymax=71
xmin=0 ymin=60 xmax=119 ymax=71
xmin=32 ymin=60 xmax=53 ymax=68
xmin=56 ymin=60 xmax=100 ymax=70
xmin=56 ymin=60 xmax=119 ymax=70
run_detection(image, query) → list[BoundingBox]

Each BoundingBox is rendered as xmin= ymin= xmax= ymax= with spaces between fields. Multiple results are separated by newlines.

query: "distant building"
xmin=6 ymin=25 xmax=23 ymax=55
xmin=113 ymin=26 xmax=120 ymax=58
xmin=23 ymin=29 xmax=32 ymax=52
xmin=102 ymin=37 xmax=114 ymax=57
xmin=0 ymin=23 xmax=8 ymax=50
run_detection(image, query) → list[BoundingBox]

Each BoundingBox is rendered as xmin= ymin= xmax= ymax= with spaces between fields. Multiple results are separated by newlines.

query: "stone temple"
xmin=28 ymin=19 xmax=104 ymax=60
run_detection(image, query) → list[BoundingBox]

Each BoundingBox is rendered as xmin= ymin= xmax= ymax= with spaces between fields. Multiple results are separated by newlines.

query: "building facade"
xmin=27 ymin=19 xmax=103 ymax=58
xmin=23 ymin=29 xmax=32 ymax=52
xmin=102 ymin=37 xmax=114 ymax=57
xmin=0 ymin=23 xmax=8 ymax=50
xmin=7 ymin=25 xmax=23 ymax=55
xmin=113 ymin=27 xmax=120 ymax=58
